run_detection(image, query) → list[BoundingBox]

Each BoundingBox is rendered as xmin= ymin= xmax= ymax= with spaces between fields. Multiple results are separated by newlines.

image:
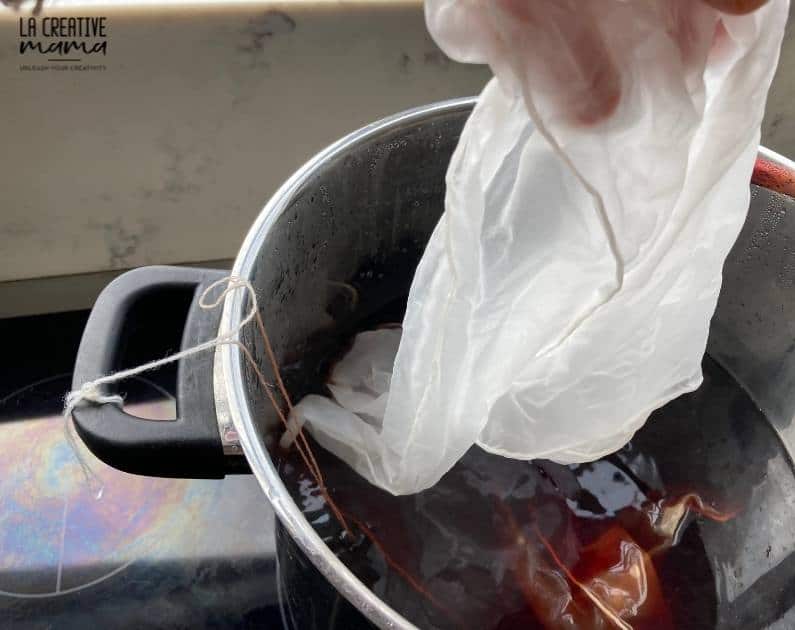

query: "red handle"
xmin=752 ymin=155 xmax=795 ymax=197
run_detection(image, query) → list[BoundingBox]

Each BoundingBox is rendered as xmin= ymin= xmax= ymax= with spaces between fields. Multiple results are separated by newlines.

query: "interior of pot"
xmin=239 ymin=105 xmax=460 ymax=440
xmin=238 ymin=103 xmax=795 ymax=627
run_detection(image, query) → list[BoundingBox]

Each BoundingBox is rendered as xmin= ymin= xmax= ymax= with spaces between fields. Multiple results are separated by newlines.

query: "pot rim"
xmin=217 ymin=96 xmax=795 ymax=630
xmin=219 ymin=97 xmax=476 ymax=630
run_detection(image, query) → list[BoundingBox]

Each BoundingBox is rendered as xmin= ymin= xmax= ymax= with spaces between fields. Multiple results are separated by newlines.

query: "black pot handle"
xmin=71 ymin=265 xmax=233 ymax=479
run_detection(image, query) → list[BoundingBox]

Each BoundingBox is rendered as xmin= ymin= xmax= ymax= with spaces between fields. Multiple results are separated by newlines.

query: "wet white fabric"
xmin=292 ymin=0 xmax=789 ymax=495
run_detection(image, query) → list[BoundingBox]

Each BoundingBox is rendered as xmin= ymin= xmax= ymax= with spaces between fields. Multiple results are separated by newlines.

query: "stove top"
xmin=0 ymin=306 xmax=285 ymax=629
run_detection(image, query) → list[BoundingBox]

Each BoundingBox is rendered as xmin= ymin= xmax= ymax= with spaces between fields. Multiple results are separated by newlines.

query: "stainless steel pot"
xmin=72 ymin=98 xmax=795 ymax=629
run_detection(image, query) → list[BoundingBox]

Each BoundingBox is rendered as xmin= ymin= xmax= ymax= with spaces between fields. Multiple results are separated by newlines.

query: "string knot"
xmin=63 ymin=275 xmax=257 ymax=419
xmin=60 ymin=275 xmax=259 ymax=502
xmin=64 ymin=381 xmax=124 ymax=418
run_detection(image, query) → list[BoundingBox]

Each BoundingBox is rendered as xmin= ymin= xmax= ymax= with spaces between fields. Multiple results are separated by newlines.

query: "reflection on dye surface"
xmin=278 ymin=357 xmax=795 ymax=629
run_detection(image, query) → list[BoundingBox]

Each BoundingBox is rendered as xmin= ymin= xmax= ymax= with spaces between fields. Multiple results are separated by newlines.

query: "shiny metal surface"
xmin=709 ymin=184 xmax=795 ymax=460
xmin=216 ymin=98 xmax=795 ymax=629
xmin=214 ymin=357 xmax=244 ymax=457
xmin=220 ymin=99 xmax=467 ymax=630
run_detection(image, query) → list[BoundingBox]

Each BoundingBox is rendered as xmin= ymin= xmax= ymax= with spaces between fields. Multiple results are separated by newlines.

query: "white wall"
xmin=1 ymin=1 xmax=793 ymax=315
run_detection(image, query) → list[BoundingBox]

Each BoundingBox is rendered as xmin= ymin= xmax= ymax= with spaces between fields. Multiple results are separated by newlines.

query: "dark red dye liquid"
xmin=275 ymin=354 xmax=770 ymax=630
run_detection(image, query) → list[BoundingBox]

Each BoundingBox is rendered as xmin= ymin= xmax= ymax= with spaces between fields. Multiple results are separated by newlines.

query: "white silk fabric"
xmin=291 ymin=0 xmax=789 ymax=495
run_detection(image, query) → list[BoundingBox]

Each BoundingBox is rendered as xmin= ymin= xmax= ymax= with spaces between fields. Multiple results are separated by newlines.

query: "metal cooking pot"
xmin=72 ymin=98 xmax=795 ymax=629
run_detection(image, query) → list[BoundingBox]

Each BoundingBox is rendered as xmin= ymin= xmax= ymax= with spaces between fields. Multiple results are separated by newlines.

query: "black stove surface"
xmin=0 ymin=304 xmax=285 ymax=629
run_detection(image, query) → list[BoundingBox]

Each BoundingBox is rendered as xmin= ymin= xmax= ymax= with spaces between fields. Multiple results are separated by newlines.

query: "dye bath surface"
xmin=277 ymin=356 xmax=795 ymax=629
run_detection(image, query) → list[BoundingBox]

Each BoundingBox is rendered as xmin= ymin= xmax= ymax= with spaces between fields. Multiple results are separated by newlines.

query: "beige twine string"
xmin=62 ymin=276 xmax=260 ymax=498
xmin=64 ymin=276 xmax=258 ymax=417
xmin=62 ymin=275 xmax=350 ymax=532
